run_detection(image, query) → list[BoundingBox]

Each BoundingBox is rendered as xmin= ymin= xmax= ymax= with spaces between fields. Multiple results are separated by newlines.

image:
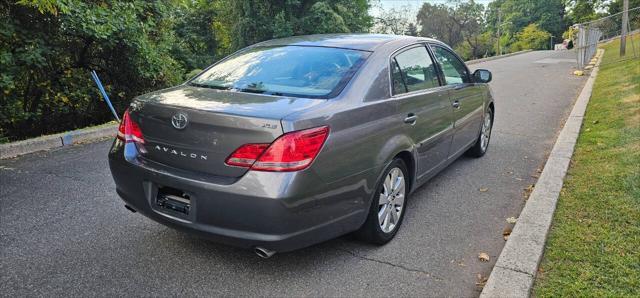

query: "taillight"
xmin=225 ymin=126 xmax=329 ymax=172
xmin=117 ymin=109 xmax=145 ymax=144
xmin=225 ymin=143 xmax=270 ymax=167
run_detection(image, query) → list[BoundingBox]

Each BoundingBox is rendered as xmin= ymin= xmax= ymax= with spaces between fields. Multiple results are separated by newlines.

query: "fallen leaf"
xmin=478 ymin=252 xmax=490 ymax=262
xmin=585 ymin=128 xmax=591 ymax=132
xmin=592 ymin=120 xmax=599 ymax=124
xmin=531 ymin=174 xmax=540 ymax=178
xmin=476 ymin=273 xmax=489 ymax=287
xmin=503 ymin=227 xmax=512 ymax=237
xmin=536 ymin=168 xmax=543 ymax=173
xmin=503 ymin=235 xmax=510 ymax=241
xmin=479 ymin=187 xmax=489 ymax=192
xmin=524 ymin=184 xmax=535 ymax=192
xmin=506 ymin=217 xmax=517 ymax=224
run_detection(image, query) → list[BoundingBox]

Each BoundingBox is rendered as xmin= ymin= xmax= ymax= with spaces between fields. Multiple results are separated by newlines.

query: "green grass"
xmin=533 ymin=37 xmax=640 ymax=296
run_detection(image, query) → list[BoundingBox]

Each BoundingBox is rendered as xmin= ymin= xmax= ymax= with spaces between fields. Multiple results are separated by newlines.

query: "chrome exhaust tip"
xmin=254 ymin=247 xmax=276 ymax=259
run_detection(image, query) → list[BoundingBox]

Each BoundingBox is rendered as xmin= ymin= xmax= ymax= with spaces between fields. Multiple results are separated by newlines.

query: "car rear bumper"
xmin=108 ymin=140 xmax=371 ymax=252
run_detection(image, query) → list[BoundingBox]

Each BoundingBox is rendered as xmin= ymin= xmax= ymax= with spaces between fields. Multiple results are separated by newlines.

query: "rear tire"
xmin=466 ymin=108 xmax=493 ymax=158
xmin=355 ymin=158 xmax=409 ymax=245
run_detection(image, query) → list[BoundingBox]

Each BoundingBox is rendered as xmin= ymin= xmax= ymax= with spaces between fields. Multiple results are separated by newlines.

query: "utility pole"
xmin=621 ymin=0 xmax=629 ymax=56
xmin=497 ymin=9 xmax=502 ymax=55
xmin=550 ymin=35 xmax=555 ymax=50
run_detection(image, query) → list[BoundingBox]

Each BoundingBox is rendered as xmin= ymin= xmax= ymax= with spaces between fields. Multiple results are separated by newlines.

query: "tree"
xmin=405 ymin=23 xmax=418 ymax=36
xmin=484 ymin=0 xmax=566 ymax=41
xmin=417 ymin=3 xmax=462 ymax=46
xmin=511 ymin=24 xmax=552 ymax=51
xmin=416 ymin=0 xmax=487 ymax=58
xmin=452 ymin=0 xmax=485 ymax=59
xmin=1 ymin=0 xmax=373 ymax=142
xmin=566 ymin=0 xmax=604 ymax=24
xmin=227 ymin=0 xmax=372 ymax=49
xmin=608 ymin=0 xmax=640 ymax=15
xmin=372 ymin=5 xmax=413 ymax=35
xmin=1 ymin=0 xmax=184 ymax=141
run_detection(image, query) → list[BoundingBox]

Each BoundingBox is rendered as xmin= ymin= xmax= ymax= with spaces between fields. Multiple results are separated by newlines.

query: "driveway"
xmin=0 ymin=50 xmax=586 ymax=297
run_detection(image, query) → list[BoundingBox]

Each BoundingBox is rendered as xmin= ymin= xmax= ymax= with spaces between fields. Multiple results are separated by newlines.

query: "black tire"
xmin=466 ymin=108 xmax=493 ymax=158
xmin=355 ymin=158 xmax=409 ymax=245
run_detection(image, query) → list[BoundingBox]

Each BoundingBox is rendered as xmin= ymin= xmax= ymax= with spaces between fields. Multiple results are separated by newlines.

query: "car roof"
xmin=252 ymin=34 xmax=439 ymax=52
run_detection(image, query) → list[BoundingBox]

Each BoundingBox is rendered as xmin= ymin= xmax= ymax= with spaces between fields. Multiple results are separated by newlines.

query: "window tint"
xmin=392 ymin=46 xmax=440 ymax=95
xmin=190 ymin=46 xmax=369 ymax=98
xmin=431 ymin=46 xmax=470 ymax=85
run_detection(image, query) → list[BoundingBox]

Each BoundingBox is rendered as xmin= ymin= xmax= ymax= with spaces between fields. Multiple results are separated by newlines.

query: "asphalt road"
xmin=1 ymin=50 xmax=586 ymax=297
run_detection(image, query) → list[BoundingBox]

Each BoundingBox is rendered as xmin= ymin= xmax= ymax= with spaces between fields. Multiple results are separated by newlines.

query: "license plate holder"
xmin=156 ymin=187 xmax=192 ymax=216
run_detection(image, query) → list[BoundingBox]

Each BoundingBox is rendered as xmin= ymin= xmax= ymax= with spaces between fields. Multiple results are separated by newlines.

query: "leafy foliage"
xmin=511 ymin=24 xmax=552 ymax=51
xmin=415 ymin=0 xmax=493 ymax=60
xmin=1 ymin=0 xmax=372 ymax=142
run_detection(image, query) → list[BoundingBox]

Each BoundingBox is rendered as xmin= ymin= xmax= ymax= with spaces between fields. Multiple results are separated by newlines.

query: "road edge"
xmin=479 ymin=48 xmax=604 ymax=298
xmin=0 ymin=123 xmax=118 ymax=159
xmin=466 ymin=50 xmax=533 ymax=65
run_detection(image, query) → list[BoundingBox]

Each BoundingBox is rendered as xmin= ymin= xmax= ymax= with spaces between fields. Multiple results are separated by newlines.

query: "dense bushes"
xmin=0 ymin=0 xmax=371 ymax=142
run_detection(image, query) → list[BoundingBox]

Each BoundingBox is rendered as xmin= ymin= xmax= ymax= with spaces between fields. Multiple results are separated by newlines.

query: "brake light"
xmin=225 ymin=126 xmax=329 ymax=172
xmin=225 ymin=143 xmax=270 ymax=167
xmin=117 ymin=109 xmax=145 ymax=144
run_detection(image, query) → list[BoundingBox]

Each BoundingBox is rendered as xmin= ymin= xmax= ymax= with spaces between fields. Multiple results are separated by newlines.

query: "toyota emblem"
xmin=171 ymin=112 xmax=188 ymax=130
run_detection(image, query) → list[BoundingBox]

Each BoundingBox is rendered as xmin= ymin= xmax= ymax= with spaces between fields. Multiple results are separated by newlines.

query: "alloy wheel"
xmin=378 ymin=167 xmax=406 ymax=233
xmin=480 ymin=111 xmax=492 ymax=152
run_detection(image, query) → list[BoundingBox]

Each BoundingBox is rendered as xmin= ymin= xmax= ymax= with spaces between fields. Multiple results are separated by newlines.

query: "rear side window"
xmin=391 ymin=61 xmax=407 ymax=95
xmin=431 ymin=46 xmax=470 ymax=85
xmin=391 ymin=46 xmax=440 ymax=95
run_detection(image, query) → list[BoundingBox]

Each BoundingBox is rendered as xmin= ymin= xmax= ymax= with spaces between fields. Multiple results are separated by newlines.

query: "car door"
xmin=391 ymin=44 xmax=454 ymax=178
xmin=429 ymin=44 xmax=485 ymax=158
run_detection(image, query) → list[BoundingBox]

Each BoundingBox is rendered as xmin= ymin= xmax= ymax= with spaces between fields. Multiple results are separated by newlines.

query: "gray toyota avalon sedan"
xmin=108 ymin=34 xmax=494 ymax=258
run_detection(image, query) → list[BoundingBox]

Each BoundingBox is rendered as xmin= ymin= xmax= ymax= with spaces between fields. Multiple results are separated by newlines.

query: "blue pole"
xmin=91 ymin=70 xmax=120 ymax=121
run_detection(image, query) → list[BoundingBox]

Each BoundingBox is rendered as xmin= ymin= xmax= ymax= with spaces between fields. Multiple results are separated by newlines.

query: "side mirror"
xmin=473 ymin=69 xmax=492 ymax=83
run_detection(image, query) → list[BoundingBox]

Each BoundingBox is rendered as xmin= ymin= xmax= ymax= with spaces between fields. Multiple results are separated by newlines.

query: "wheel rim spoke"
xmin=378 ymin=204 xmax=388 ymax=223
xmin=383 ymin=210 xmax=391 ymax=231
xmin=389 ymin=169 xmax=398 ymax=192
xmin=389 ymin=206 xmax=399 ymax=224
xmin=394 ymin=193 xmax=404 ymax=207
xmin=393 ymin=177 xmax=404 ymax=196
xmin=392 ymin=177 xmax=404 ymax=196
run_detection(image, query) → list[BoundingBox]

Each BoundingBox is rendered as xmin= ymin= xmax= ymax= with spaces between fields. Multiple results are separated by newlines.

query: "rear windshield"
xmin=189 ymin=46 xmax=370 ymax=98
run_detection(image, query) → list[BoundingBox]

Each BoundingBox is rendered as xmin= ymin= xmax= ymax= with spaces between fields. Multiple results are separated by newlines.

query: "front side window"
xmin=391 ymin=46 xmax=440 ymax=95
xmin=190 ymin=46 xmax=370 ymax=98
xmin=431 ymin=46 xmax=470 ymax=85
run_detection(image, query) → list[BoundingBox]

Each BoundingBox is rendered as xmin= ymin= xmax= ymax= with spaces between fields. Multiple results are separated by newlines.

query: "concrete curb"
xmin=466 ymin=50 xmax=533 ymax=65
xmin=0 ymin=123 xmax=118 ymax=159
xmin=479 ymin=48 xmax=605 ymax=298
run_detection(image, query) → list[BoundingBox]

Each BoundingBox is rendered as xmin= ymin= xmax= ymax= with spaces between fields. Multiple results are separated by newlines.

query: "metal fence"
xmin=574 ymin=6 xmax=640 ymax=69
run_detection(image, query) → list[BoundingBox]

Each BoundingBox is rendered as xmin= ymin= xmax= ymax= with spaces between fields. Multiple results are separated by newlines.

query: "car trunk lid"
xmin=131 ymin=85 xmax=324 ymax=178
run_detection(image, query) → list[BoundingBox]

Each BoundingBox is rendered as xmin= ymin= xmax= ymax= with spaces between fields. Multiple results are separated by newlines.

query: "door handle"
xmin=404 ymin=113 xmax=418 ymax=125
xmin=452 ymin=100 xmax=461 ymax=109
